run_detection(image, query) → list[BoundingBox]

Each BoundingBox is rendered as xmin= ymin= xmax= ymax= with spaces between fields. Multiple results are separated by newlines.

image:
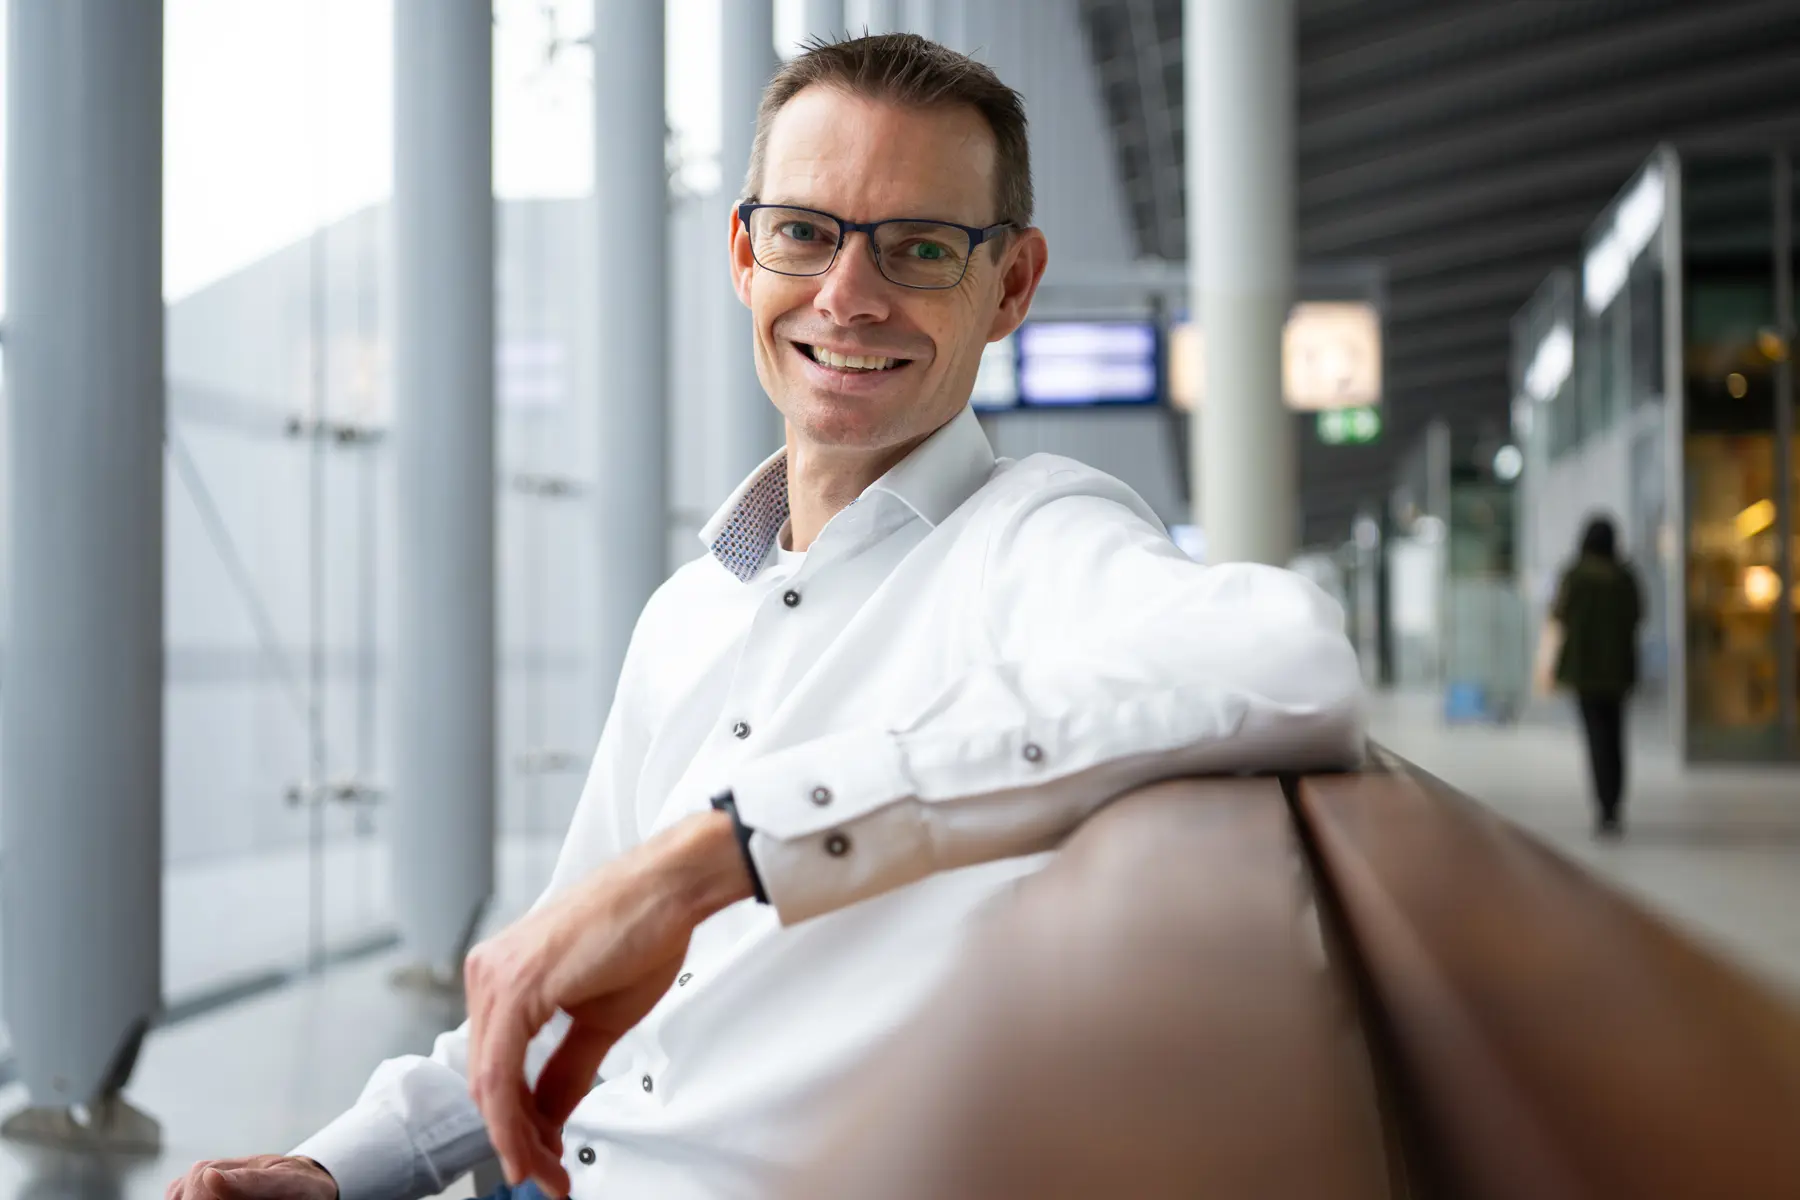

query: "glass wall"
xmin=162 ymin=1 xmax=400 ymax=998
xmin=2 ymin=0 xmax=771 ymax=1034
xmin=154 ymin=0 xmax=613 ymax=1000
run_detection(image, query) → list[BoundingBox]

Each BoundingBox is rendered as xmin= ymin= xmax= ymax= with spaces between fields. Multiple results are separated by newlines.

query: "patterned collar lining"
xmin=708 ymin=455 xmax=791 ymax=583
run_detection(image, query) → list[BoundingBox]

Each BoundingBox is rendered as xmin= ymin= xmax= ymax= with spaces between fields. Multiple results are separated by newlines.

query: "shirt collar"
xmin=699 ymin=406 xmax=996 ymax=583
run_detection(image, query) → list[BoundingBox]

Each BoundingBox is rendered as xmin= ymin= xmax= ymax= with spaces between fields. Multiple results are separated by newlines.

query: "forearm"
xmin=728 ymin=625 xmax=1364 ymax=924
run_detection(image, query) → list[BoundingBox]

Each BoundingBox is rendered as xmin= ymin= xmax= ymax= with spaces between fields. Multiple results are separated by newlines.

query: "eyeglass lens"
xmin=747 ymin=207 xmax=973 ymax=289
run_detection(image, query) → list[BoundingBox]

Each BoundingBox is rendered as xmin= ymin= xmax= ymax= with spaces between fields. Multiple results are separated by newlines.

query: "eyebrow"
xmin=755 ymin=198 xmax=988 ymax=227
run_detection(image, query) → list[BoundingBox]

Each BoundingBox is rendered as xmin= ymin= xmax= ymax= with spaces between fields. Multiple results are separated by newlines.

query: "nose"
xmin=812 ymin=232 xmax=892 ymax=327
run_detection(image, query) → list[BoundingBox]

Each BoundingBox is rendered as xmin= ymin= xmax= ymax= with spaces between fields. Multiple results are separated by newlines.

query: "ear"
xmin=730 ymin=205 xmax=756 ymax=309
xmin=984 ymin=227 xmax=1048 ymax=343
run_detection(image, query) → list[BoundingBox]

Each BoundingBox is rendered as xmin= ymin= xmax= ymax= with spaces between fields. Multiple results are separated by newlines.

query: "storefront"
xmin=1514 ymin=147 xmax=1798 ymax=762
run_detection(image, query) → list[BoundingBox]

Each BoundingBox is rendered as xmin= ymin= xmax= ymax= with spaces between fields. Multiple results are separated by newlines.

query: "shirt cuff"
xmin=730 ymin=727 xmax=915 ymax=838
xmin=291 ymin=1103 xmax=419 ymax=1200
xmin=732 ymin=727 xmax=926 ymax=924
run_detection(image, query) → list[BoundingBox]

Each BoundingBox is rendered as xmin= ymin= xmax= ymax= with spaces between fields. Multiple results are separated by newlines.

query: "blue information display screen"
xmin=1016 ymin=320 xmax=1159 ymax=407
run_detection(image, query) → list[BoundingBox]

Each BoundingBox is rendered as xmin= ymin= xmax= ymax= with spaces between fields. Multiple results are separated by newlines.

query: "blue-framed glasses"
xmin=738 ymin=202 xmax=1015 ymax=291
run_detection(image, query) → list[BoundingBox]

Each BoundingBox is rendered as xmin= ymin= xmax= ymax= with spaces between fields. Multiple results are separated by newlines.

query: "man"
xmin=168 ymin=33 xmax=1363 ymax=1200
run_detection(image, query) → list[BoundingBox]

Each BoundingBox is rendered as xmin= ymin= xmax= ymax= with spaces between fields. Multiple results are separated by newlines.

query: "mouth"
xmin=794 ymin=342 xmax=914 ymax=376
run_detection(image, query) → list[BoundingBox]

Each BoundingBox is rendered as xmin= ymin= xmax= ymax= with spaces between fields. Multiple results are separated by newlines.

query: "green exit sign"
xmin=1317 ymin=406 xmax=1382 ymax=445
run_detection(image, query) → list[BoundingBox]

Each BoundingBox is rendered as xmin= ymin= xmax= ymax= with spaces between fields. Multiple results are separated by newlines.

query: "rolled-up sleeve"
xmin=733 ymin=479 xmax=1366 ymax=924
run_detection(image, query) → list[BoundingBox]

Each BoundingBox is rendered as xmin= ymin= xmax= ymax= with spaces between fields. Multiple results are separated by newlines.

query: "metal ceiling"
xmin=1079 ymin=0 xmax=1800 ymax=544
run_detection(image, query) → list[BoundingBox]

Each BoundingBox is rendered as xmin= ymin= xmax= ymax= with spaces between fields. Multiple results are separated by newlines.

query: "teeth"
xmin=811 ymin=345 xmax=897 ymax=371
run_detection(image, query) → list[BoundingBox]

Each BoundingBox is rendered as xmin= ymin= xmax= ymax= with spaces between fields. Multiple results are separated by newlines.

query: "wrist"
xmin=297 ymin=1158 xmax=339 ymax=1198
xmin=659 ymin=810 xmax=756 ymax=923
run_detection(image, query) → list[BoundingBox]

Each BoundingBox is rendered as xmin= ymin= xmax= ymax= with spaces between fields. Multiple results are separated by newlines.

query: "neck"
xmin=783 ymin=429 xmax=926 ymax=552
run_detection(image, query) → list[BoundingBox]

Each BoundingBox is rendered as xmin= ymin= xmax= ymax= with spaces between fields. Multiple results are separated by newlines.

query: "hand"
xmin=165 ymin=1156 xmax=337 ymax=1200
xmin=464 ymin=811 xmax=753 ymax=1197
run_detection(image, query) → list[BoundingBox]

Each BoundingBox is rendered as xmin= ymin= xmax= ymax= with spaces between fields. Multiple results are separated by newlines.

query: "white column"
xmin=1 ymin=0 xmax=164 ymax=1144
xmin=392 ymin=0 xmax=497 ymax=979
xmin=849 ymin=0 xmax=902 ymax=34
xmin=594 ymin=1 xmax=668 ymax=701
xmin=717 ymin=0 xmax=783 ymax=496
xmin=1186 ymin=0 xmax=1297 ymax=565
xmin=927 ymin=0 xmax=967 ymax=49
xmin=803 ymin=0 xmax=846 ymax=41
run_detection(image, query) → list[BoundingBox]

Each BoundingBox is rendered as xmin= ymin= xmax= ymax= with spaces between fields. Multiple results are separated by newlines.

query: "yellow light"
xmin=1736 ymin=498 xmax=1776 ymax=539
xmin=1167 ymin=302 xmax=1383 ymax=412
xmin=1743 ymin=565 xmax=1781 ymax=610
xmin=1757 ymin=329 xmax=1789 ymax=363
xmin=1726 ymin=372 xmax=1748 ymax=399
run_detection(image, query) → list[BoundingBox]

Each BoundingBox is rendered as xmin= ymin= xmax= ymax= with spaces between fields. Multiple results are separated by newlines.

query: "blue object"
xmin=1444 ymin=681 xmax=1488 ymax=723
xmin=478 ymin=1181 xmax=554 ymax=1200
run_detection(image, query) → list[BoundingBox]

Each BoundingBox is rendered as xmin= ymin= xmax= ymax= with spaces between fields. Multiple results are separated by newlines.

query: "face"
xmin=731 ymin=86 xmax=1048 ymax=458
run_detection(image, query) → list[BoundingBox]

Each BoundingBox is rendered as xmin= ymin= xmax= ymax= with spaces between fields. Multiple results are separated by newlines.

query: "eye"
xmin=903 ymin=240 xmax=950 ymax=260
xmin=780 ymin=221 xmax=821 ymax=242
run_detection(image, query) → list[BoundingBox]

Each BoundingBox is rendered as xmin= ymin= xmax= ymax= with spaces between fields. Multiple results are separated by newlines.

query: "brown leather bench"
xmin=785 ymin=753 xmax=1800 ymax=1197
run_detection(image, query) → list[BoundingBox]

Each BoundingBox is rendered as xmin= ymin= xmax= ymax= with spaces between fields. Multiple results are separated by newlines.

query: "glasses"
xmin=738 ymin=202 xmax=1014 ymax=291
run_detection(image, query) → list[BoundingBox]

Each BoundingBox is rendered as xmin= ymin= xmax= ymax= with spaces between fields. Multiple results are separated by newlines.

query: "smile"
xmin=798 ymin=343 xmax=911 ymax=373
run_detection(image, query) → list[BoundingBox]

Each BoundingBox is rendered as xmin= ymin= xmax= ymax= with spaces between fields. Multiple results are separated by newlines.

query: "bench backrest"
xmin=786 ymin=758 xmax=1800 ymax=1196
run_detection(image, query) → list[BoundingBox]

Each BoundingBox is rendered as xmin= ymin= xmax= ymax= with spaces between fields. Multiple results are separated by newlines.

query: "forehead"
xmin=759 ymin=85 xmax=999 ymax=225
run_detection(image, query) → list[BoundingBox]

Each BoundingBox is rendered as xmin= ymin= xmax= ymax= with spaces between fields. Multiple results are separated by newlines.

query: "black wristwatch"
xmin=710 ymin=790 xmax=770 ymax=905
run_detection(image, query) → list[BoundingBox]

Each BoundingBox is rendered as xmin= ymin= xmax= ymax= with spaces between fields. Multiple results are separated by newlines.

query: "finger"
xmin=533 ymin=1022 xmax=620 ymax=1130
xmin=463 ymin=954 xmax=494 ymax=1101
xmin=474 ymin=1009 xmax=554 ymax=1186
xmin=488 ymin=1075 xmax=562 ymax=1188
xmin=201 ymin=1168 xmax=234 ymax=1200
xmin=525 ymin=1122 xmax=571 ymax=1200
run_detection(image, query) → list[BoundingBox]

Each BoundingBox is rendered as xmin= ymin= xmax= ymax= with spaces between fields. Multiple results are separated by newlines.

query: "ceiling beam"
xmin=1299 ymin=53 xmax=1800 ymax=211
xmin=1296 ymin=0 xmax=1800 ymax=157
xmin=1299 ymin=148 xmax=1649 ymax=253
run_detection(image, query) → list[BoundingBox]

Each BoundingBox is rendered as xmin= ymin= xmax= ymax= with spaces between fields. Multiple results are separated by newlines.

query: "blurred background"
xmin=0 ymin=0 xmax=1797 ymax=1193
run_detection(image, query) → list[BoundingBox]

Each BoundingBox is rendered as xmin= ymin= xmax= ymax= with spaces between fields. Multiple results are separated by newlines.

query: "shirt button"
xmin=783 ymin=589 xmax=802 ymax=608
xmin=1023 ymin=742 xmax=1045 ymax=763
xmin=641 ymin=1074 xmax=654 ymax=1093
xmin=577 ymin=1147 xmax=596 ymax=1166
xmin=732 ymin=721 xmax=751 ymax=739
xmin=825 ymin=832 xmax=851 ymax=857
xmin=678 ymin=972 xmax=693 ymax=986
xmin=810 ymin=786 xmax=833 ymax=806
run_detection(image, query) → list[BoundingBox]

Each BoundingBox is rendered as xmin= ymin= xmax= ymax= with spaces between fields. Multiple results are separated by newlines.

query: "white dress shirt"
xmin=295 ymin=405 xmax=1365 ymax=1199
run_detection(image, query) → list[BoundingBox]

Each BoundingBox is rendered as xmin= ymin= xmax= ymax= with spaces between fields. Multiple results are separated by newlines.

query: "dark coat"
xmin=1553 ymin=554 xmax=1643 ymax=695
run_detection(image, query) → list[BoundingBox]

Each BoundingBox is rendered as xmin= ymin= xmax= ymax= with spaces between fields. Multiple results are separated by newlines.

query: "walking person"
xmin=1539 ymin=516 xmax=1643 ymax=836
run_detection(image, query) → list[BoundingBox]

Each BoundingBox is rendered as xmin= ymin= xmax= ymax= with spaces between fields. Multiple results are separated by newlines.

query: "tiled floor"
xmin=0 ymin=841 xmax=558 ymax=1200
xmin=1 ymin=693 xmax=1796 ymax=1200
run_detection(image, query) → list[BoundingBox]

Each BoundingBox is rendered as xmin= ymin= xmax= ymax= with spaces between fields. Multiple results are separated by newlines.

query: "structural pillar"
xmin=392 ymin=0 xmax=496 ymax=981
xmin=920 ymin=0 xmax=967 ymax=48
xmin=1 ymin=0 xmax=164 ymax=1149
xmin=1186 ymin=0 xmax=1297 ymax=565
xmin=718 ymin=0 xmax=783 ymax=496
xmin=594 ymin=1 xmax=669 ymax=700
xmin=850 ymin=0 xmax=902 ymax=34
xmin=802 ymin=0 xmax=846 ymax=42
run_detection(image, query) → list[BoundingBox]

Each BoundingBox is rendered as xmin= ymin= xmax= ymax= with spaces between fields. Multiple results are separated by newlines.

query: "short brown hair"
xmin=742 ymin=33 xmax=1033 ymax=229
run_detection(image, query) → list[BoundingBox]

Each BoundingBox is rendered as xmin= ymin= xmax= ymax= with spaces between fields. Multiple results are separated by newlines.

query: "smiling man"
xmin=167 ymin=33 xmax=1364 ymax=1200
